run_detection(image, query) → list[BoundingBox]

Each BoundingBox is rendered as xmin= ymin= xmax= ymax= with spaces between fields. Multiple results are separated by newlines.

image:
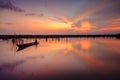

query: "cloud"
xmin=0 ymin=0 xmax=25 ymax=12
xmin=60 ymin=16 xmax=72 ymax=24
xmin=78 ymin=17 xmax=120 ymax=34
xmin=49 ymin=0 xmax=120 ymax=33
xmin=50 ymin=0 xmax=106 ymax=30
xmin=79 ymin=21 xmax=91 ymax=31
xmin=95 ymin=17 xmax=120 ymax=32
xmin=25 ymin=13 xmax=44 ymax=17
xmin=72 ymin=21 xmax=92 ymax=32
xmin=0 ymin=22 xmax=14 ymax=25
xmin=5 ymin=22 xmax=14 ymax=25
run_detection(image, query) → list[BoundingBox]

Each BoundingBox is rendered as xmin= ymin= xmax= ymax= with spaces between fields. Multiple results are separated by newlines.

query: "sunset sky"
xmin=0 ymin=0 xmax=120 ymax=34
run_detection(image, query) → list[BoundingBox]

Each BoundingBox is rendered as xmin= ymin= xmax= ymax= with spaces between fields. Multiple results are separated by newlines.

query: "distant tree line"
xmin=0 ymin=33 xmax=120 ymax=39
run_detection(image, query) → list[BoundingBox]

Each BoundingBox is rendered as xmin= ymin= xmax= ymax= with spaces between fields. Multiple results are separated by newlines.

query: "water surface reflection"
xmin=0 ymin=38 xmax=120 ymax=80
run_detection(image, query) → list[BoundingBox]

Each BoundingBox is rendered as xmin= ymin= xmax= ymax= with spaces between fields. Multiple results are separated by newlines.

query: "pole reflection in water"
xmin=0 ymin=38 xmax=120 ymax=80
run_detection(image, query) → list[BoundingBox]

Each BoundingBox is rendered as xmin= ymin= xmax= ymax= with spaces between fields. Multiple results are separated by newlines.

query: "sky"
xmin=0 ymin=0 xmax=120 ymax=34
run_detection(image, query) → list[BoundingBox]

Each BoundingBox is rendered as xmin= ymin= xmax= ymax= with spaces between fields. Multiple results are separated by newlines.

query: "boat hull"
xmin=17 ymin=42 xmax=38 ymax=51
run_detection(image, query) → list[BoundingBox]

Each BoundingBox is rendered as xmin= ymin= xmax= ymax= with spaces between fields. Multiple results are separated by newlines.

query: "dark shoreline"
xmin=0 ymin=34 xmax=120 ymax=39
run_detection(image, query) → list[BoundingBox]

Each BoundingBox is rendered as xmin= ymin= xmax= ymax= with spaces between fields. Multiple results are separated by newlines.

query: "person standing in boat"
xmin=35 ymin=39 xmax=37 ymax=44
xmin=35 ymin=39 xmax=38 ymax=48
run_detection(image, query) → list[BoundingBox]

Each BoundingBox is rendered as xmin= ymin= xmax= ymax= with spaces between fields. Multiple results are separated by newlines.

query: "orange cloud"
xmin=94 ymin=17 xmax=120 ymax=32
xmin=73 ymin=21 xmax=92 ymax=32
xmin=52 ymin=1 xmax=107 ymax=33
xmin=49 ymin=3 xmax=100 ymax=32
xmin=73 ymin=1 xmax=108 ymax=24
xmin=79 ymin=21 xmax=91 ymax=31
xmin=61 ymin=16 xmax=72 ymax=25
xmin=74 ymin=17 xmax=120 ymax=33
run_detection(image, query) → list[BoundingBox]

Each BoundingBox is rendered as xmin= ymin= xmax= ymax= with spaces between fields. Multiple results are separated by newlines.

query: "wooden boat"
xmin=17 ymin=40 xmax=38 ymax=51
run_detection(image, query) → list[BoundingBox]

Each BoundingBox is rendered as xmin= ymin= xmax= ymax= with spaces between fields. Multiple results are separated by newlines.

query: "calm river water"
xmin=0 ymin=38 xmax=120 ymax=80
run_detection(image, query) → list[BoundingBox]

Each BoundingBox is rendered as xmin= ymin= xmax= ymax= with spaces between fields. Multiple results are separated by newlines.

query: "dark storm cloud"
xmin=0 ymin=0 xmax=25 ymax=12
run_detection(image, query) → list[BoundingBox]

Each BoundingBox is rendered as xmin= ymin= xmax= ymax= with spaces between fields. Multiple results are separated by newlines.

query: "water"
xmin=0 ymin=38 xmax=120 ymax=80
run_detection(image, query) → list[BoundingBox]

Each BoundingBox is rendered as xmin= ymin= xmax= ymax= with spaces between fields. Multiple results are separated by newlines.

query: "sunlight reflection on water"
xmin=0 ymin=38 xmax=120 ymax=80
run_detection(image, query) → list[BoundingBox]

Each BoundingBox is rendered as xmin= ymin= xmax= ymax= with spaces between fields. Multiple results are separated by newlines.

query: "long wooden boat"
xmin=17 ymin=40 xmax=38 ymax=51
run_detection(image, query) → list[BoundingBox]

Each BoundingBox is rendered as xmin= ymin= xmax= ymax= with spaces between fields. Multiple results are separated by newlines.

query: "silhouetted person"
xmin=35 ymin=39 xmax=38 ymax=48
xmin=35 ymin=39 xmax=37 ymax=44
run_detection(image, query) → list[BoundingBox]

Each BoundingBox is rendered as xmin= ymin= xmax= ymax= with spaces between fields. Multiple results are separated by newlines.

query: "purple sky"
xmin=0 ymin=0 xmax=120 ymax=34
